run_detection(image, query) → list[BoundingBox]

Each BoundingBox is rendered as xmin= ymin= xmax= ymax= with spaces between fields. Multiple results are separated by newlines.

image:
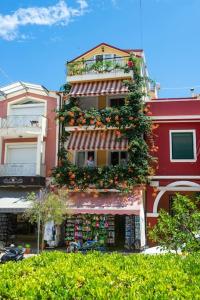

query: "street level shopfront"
xmin=64 ymin=189 xmax=146 ymax=250
xmin=0 ymin=188 xmax=37 ymax=247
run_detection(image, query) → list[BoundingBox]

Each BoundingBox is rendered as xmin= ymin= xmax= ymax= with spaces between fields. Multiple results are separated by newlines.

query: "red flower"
xmin=127 ymin=60 xmax=134 ymax=68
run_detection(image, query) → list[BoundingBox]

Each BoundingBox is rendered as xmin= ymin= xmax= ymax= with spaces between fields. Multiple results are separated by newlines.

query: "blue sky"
xmin=0 ymin=0 xmax=200 ymax=97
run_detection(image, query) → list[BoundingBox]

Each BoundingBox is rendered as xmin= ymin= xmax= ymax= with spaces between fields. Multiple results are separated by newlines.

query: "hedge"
xmin=0 ymin=252 xmax=200 ymax=299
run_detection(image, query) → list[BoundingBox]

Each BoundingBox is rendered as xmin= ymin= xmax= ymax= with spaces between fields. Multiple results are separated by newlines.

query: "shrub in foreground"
xmin=0 ymin=251 xmax=200 ymax=299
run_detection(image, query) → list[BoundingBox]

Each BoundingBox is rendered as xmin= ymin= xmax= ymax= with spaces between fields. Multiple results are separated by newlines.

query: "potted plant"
xmin=25 ymin=244 xmax=31 ymax=254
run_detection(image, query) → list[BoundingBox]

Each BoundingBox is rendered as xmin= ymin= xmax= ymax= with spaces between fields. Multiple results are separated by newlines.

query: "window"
xmin=110 ymin=151 xmax=128 ymax=166
xmin=76 ymin=151 xmax=95 ymax=167
xmin=110 ymin=98 xmax=125 ymax=107
xmin=170 ymin=130 xmax=196 ymax=161
xmin=95 ymin=55 xmax=103 ymax=63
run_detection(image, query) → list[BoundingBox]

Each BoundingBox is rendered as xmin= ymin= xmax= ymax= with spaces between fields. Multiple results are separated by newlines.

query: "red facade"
xmin=146 ymin=97 xmax=200 ymax=241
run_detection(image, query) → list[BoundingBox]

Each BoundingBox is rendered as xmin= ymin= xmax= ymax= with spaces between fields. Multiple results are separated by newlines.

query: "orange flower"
xmin=69 ymin=119 xmax=75 ymax=126
xmin=96 ymin=121 xmax=102 ymax=127
xmin=90 ymin=119 xmax=95 ymax=125
xmin=70 ymin=173 xmax=75 ymax=179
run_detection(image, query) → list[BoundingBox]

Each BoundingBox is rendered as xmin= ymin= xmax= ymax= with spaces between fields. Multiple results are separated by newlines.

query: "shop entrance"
xmin=114 ymin=215 xmax=125 ymax=248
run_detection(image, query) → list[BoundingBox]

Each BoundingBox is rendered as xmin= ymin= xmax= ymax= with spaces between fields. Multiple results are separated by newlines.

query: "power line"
xmin=139 ymin=0 xmax=144 ymax=49
xmin=0 ymin=65 xmax=13 ymax=84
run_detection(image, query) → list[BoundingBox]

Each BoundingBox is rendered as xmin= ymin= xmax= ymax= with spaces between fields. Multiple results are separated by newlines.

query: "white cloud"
xmin=0 ymin=0 xmax=88 ymax=41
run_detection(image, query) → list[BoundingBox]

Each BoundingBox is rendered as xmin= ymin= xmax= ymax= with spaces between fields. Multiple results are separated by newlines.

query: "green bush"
xmin=0 ymin=252 xmax=200 ymax=299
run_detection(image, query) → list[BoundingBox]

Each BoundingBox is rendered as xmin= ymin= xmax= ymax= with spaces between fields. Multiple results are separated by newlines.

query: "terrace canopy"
xmin=66 ymin=129 xmax=128 ymax=151
xmin=69 ymin=80 xmax=128 ymax=97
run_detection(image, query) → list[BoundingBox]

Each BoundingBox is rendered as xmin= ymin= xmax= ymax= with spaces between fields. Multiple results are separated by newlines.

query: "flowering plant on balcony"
xmin=67 ymin=56 xmax=136 ymax=76
xmin=53 ymin=55 xmax=158 ymax=192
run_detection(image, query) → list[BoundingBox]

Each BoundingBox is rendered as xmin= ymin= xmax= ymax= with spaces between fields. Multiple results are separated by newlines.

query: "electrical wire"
xmin=0 ymin=65 xmax=13 ymax=84
xmin=139 ymin=0 xmax=144 ymax=49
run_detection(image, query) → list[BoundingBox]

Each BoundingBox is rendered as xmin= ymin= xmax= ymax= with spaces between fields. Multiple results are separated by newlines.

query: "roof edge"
xmin=67 ymin=42 xmax=143 ymax=63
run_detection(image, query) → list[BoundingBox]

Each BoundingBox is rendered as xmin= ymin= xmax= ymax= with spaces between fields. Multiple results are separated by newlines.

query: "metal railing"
xmin=67 ymin=56 xmax=129 ymax=76
xmin=0 ymin=115 xmax=46 ymax=129
xmin=0 ymin=163 xmax=46 ymax=177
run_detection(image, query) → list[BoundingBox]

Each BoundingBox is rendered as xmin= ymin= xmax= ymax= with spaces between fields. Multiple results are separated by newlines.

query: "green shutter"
xmin=171 ymin=132 xmax=194 ymax=160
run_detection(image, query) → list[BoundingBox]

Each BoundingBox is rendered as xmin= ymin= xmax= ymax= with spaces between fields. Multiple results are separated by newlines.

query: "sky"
xmin=0 ymin=0 xmax=200 ymax=98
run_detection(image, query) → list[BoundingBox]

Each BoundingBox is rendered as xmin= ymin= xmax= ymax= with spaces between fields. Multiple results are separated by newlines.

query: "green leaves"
xmin=149 ymin=194 xmax=200 ymax=253
xmin=0 ymin=252 xmax=200 ymax=299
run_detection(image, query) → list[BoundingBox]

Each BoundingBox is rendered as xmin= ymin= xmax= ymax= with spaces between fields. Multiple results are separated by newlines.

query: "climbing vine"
xmin=52 ymin=55 xmax=157 ymax=192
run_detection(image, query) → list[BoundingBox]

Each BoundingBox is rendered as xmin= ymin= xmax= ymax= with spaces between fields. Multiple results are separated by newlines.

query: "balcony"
xmin=0 ymin=163 xmax=46 ymax=177
xmin=53 ymin=164 xmax=144 ymax=192
xmin=67 ymin=57 xmax=134 ymax=83
xmin=0 ymin=115 xmax=47 ymax=137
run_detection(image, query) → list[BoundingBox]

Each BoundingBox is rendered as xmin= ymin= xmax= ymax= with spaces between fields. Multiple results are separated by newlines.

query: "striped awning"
xmin=69 ymin=80 xmax=128 ymax=97
xmin=66 ymin=130 xmax=128 ymax=151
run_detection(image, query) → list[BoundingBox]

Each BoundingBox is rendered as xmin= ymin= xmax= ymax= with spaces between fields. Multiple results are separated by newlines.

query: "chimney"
xmin=190 ymin=88 xmax=195 ymax=97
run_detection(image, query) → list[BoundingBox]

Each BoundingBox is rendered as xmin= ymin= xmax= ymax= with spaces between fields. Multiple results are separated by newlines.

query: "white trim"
xmin=158 ymin=187 xmax=200 ymax=191
xmin=153 ymin=120 xmax=200 ymax=123
xmin=65 ymin=126 xmax=114 ymax=131
xmin=10 ymin=103 xmax=45 ymax=109
xmin=149 ymin=176 xmax=200 ymax=179
xmin=151 ymin=115 xmax=200 ymax=120
xmin=7 ymin=96 xmax=47 ymax=117
xmin=153 ymin=180 xmax=200 ymax=214
xmin=147 ymin=213 xmax=159 ymax=217
xmin=169 ymin=130 xmax=196 ymax=162
xmin=146 ymin=99 xmax=199 ymax=103
xmin=0 ymin=137 xmax=2 ymax=163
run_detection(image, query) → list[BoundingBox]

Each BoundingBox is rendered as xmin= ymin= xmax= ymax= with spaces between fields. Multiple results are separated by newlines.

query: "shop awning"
xmin=0 ymin=198 xmax=31 ymax=213
xmin=69 ymin=80 xmax=128 ymax=97
xmin=66 ymin=130 xmax=128 ymax=151
xmin=67 ymin=190 xmax=142 ymax=215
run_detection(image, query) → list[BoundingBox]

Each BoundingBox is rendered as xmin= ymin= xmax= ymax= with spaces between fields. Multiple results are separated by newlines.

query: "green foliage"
xmin=24 ymin=190 xmax=68 ymax=226
xmin=149 ymin=194 xmax=200 ymax=253
xmin=53 ymin=55 xmax=154 ymax=191
xmin=0 ymin=252 xmax=200 ymax=299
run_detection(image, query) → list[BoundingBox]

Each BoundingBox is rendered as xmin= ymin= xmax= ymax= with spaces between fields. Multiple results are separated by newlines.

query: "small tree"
xmin=149 ymin=194 xmax=200 ymax=253
xmin=24 ymin=189 xmax=69 ymax=252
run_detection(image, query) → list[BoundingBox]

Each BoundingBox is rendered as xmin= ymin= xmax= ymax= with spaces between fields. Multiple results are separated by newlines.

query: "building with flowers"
xmin=53 ymin=43 xmax=158 ymax=250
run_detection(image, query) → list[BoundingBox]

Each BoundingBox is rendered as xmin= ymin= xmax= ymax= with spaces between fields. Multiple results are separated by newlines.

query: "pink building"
xmin=0 ymin=82 xmax=58 ymax=244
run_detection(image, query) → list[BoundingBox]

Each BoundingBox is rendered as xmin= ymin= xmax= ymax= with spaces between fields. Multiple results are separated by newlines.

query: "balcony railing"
xmin=0 ymin=164 xmax=46 ymax=177
xmin=0 ymin=115 xmax=46 ymax=129
xmin=67 ymin=56 xmax=131 ymax=77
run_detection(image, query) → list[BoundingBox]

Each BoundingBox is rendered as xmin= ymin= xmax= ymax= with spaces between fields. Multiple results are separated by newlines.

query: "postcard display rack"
xmin=125 ymin=216 xmax=141 ymax=249
xmin=65 ymin=215 xmax=115 ymax=245
xmin=0 ymin=214 xmax=14 ymax=242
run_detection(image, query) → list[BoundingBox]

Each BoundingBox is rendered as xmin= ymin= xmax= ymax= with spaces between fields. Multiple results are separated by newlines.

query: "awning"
xmin=67 ymin=190 xmax=142 ymax=215
xmin=0 ymin=198 xmax=31 ymax=213
xmin=69 ymin=80 xmax=128 ymax=97
xmin=66 ymin=130 xmax=128 ymax=151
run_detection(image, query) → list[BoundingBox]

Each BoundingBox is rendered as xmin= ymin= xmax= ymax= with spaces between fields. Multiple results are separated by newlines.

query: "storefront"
xmin=64 ymin=189 xmax=146 ymax=250
xmin=0 ymin=189 xmax=37 ymax=247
